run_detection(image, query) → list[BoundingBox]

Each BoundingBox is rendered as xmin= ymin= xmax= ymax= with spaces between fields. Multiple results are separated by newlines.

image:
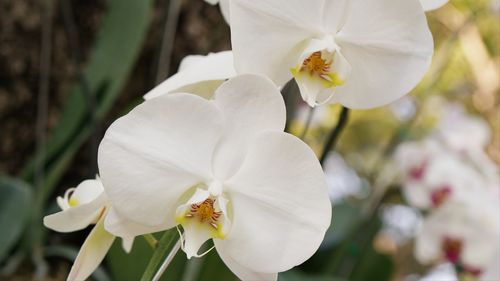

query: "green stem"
xmin=140 ymin=229 xmax=179 ymax=281
xmin=319 ymin=107 xmax=350 ymax=165
xmin=143 ymin=234 xmax=158 ymax=249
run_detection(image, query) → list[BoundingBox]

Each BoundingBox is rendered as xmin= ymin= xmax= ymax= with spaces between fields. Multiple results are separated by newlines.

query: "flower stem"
xmin=319 ymin=106 xmax=350 ymax=165
xmin=143 ymin=234 xmax=159 ymax=249
xmin=140 ymin=229 xmax=179 ymax=281
xmin=152 ymin=240 xmax=181 ymax=281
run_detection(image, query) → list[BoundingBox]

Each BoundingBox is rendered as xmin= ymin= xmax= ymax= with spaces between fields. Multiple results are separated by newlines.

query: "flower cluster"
xmin=43 ymin=0 xmax=449 ymax=280
xmin=393 ymin=103 xmax=500 ymax=280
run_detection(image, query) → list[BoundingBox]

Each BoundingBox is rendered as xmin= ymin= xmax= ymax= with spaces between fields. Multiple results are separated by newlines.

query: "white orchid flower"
xmin=393 ymin=138 xmax=447 ymax=181
xmin=435 ymin=103 xmax=491 ymax=153
xmin=433 ymin=103 xmax=500 ymax=190
xmin=420 ymin=0 xmax=449 ymax=11
xmin=481 ymin=249 xmax=500 ymax=281
xmin=415 ymin=192 xmax=500 ymax=278
xmin=98 ymin=74 xmax=331 ymax=280
xmin=204 ymin=0 xmax=230 ymax=23
xmin=43 ymin=178 xmax=134 ymax=281
xmin=230 ymin=0 xmax=433 ymax=108
xmin=144 ymin=51 xmax=235 ymax=100
xmin=399 ymin=150 xmax=484 ymax=209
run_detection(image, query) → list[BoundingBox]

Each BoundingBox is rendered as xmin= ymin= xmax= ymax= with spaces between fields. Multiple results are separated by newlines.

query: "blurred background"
xmin=0 ymin=0 xmax=498 ymax=280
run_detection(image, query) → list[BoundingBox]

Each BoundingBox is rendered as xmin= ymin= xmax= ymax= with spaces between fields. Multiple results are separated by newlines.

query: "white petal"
xmin=402 ymin=182 xmax=432 ymax=209
xmin=67 ymin=216 xmax=116 ymax=281
xmin=181 ymin=222 xmax=213 ymax=259
xmin=219 ymin=131 xmax=331 ymax=273
xmin=321 ymin=0 xmax=350 ymax=34
xmin=481 ymin=250 xmax=500 ymax=281
xmin=219 ymin=0 xmax=230 ymax=23
xmin=70 ymin=179 xmax=105 ymax=205
xmin=420 ymin=0 xmax=448 ymax=11
xmin=331 ymin=0 xmax=433 ymax=109
xmin=204 ymin=0 xmax=219 ymax=5
xmin=104 ymin=207 xmax=169 ymax=238
xmin=216 ymin=246 xmax=278 ymax=281
xmin=121 ymin=237 xmax=135 ymax=253
xmin=144 ymin=51 xmax=236 ymax=100
xmin=211 ymin=74 xmax=286 ymax=179
xmin=230 ymin=0 xmax=322 ymax=86
xmin=415 ymin=216 xmax=443 ymax=264
xmin=43 ymin=193 xmax=106 ymax=233
xmin=98 ymin=93 xmax=224 ymax=227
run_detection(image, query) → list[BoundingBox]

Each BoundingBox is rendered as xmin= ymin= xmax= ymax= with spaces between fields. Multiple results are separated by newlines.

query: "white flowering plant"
xmin=1 ymin=0 xmax=499 ymax=281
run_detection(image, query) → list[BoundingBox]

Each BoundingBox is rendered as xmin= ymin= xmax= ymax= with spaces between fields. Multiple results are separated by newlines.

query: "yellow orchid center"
xmin=303 ymin=52 xmax=331 ymax=76
xmin=291 ymin=51 xmax=345 ymax=89
xmin=69 ymin=197 xmax=79 ymax=207
xmin=185 ymin=198 xmax=222 ymax=230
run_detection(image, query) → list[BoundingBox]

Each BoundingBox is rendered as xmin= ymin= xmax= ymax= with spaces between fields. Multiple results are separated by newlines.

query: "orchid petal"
xmin=144 ymin=51 xmax=235 ymax=100
xmin=181 ymin=222 xmax=214 ymax=259
xmin=212 ymin=74 xmax=286 ymax=179
xmin=220 ymin=131 xmax=331 ymax=273
xmin=420 ymin=0 xmax=449 ymax=11
xmin=321 ymin=0 xmax=350 ymax=34
xmin=122 ymin=237 xmax=135 ymax=254
xmin=67 ymin=216 xmax=115 ymax=281
xmin=481 ymin=250 xmax=500 ymax=281
xmin=104 ymin=207 xmax=168 ymax=238
xmin=402 ymin=182 xmax=432 ymax=209
xmin=415 ymin=214 xmax=444 ymax=264
xmin=98 ymin=93 xmax=224 ymax=227
xmin=331 ymin=0 xmax=433 ymax=108
xmin=43 ymin=193 xmax=106 ymax=233
xmin=230 ymin=0 xmax=323 ymax=86
xmin=70 ymin=179 xmax=105 ymax=205
xmin=219 ymin=0 xmax=230 ymax=23
xmin=216 ymin=246 xmax=278 ymax=281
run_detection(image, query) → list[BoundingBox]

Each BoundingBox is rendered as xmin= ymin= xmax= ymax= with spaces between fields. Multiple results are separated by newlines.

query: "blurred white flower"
xmin=394 ymin=139 xmax=445 ymax=182
xmin=481 ymin=249 xmax=500 ymax=281
xmin=144 ymin=51 xmax=235 ymax=100
xmin=432 ymin=103 xmax=500 ymax=191
xmin=99 ymin=74 xmax=331 ymax=280
xmin=389 ymin=96 xmax=417 ymax=122
xmin=323 ymin=152 xmax=365 ymax=203
xmin=381 ymin=204 xmax=422 ymax=245
xmin=419 ymin=0 xmax=449 ymax=11
xmin=415 ymin=192 xmax=500 ymax=278
xmin=43 ymin=178 xmax=134 ymax=281
xmin=435 ymin=103 xmax=491 ymax=154
xmin=230 ymin=0 xmax=433 ymax=107
xmin=417 ymin=263 xmax=458 ymax=281
xmin=393 ymin=138 xmax=493 ymax=210
xmin=204 ymin=0 xmax=230 ymax=23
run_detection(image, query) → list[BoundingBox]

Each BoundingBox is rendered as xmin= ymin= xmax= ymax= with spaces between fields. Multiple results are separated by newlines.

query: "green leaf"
xmin=322 ymin=202 xmax=362 ymax=249
xmin=21 ymin=0 xmax=155 ymax=247
xmin=0 ymin=177 xmax=32 ymax=262
xmin=349 ymin=244 xmax=394 ymax=281
xmin=22 ymin=0 xmax=155 ymax=189
xmin=44 ymin=245 xmax=111 ymax=281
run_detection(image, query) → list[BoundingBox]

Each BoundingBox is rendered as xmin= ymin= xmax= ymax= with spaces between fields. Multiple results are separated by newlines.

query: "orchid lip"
xmin=175 ymin=187 xmax=231 ymax=259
